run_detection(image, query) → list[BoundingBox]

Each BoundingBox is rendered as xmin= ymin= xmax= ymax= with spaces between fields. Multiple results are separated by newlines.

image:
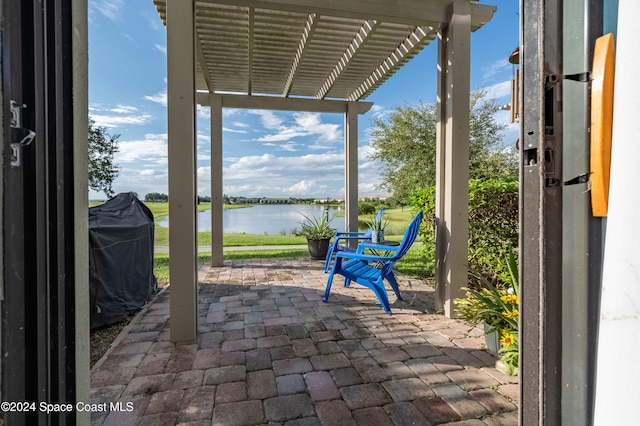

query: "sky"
xmin=88 ymin=0 xmax=520 ymax=200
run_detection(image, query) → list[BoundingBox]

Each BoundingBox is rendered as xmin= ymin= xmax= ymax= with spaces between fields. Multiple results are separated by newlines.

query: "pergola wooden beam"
xmin=196 ymin=0 xmax=495 ymax=29
xmin=196 ymin=92 xmax=373 ymax=114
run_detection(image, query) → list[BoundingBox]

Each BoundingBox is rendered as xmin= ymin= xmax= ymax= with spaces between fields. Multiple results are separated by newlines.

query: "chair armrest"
xmin=335 ymin=250 xmax=390 ymax=262
xmin=334 ymin=232 xmax=368 ymax=240
xmin=335 ymin=235 xmax=371 ymax=241
xmin=356 ymin=242 xmax=400 ymax=254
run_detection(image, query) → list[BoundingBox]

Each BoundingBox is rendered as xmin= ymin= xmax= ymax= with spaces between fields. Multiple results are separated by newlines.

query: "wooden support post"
xmin=210 ymin=94 xmax=224 ymax=266
xmin=168 ymin=0 xmax=197 ymax=342
xmin=345 ymin=101 xmax=359 ymax=242
xmin=434 ymin=0 xmax=471 ymax=317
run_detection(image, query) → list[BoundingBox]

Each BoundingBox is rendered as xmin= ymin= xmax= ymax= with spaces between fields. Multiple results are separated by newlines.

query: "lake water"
xmin=157 ymin=204 xmax=347 ymax=234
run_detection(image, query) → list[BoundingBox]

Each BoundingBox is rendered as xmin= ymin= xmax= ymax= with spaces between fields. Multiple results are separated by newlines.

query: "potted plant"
xmin=366 ymin=214 xmax=389 ymax=243
xmin=296 ymin=212 xmax=336 ymax=260
xmin=454 ymin=245 xmax=519 ymax=375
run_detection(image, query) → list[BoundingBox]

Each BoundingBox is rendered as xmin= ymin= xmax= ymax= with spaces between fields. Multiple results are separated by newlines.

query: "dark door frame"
xmin=1 ymin=0 xmax=87 ymax=423
xmin=520 ymin=0 xmax=607 ymax=424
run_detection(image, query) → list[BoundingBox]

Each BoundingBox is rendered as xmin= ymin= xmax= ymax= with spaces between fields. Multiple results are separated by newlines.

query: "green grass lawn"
xmin=92 ymin=200 xmax=427 ymax=284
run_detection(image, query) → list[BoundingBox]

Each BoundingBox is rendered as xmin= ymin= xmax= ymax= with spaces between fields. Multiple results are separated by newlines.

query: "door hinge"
xmin=10 ymin=100 xmax=36 ymax=167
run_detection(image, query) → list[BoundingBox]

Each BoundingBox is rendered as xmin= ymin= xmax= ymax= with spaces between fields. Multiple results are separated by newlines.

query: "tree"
xmin=144 ymin=192 xmax=169 ymax=203
xmin=88 ymin=119 xmax=120 ymax=198
xmin=367 ymin=91 xmax=517 ymax=202
xmin=358 ymin=201 xmax=376 ymax=215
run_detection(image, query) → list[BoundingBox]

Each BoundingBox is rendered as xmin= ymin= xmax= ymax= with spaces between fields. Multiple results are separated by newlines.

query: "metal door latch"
xmin=10 ymin=100 xmax=36 ymax=167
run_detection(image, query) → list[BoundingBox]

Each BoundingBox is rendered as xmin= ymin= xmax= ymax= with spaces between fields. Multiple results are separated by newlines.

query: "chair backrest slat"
xmin=390 ymin=211 xmax=423 ymax=261
xmin=378 ymin=211 xmax=422 ymax=277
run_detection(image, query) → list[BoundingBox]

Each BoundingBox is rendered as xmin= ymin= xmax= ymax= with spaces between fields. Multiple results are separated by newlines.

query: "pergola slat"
xmin=154 ymin=0 xmax=493 ymax=100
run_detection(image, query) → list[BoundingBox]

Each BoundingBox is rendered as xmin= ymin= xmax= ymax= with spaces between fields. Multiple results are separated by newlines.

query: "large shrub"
xmin=358 ymin=201 xmax=376 ymax=215
xmin=409 ymin=179 xmax=518 ymax=285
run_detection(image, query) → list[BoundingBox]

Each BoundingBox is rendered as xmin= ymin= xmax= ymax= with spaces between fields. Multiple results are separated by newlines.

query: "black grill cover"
xmin=89 ymin=192 xmax=157 ymax=329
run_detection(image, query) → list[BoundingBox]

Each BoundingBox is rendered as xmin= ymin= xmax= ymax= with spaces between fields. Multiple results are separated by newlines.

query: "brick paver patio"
xmin=90 ymin=257 xmax=518 ymax=425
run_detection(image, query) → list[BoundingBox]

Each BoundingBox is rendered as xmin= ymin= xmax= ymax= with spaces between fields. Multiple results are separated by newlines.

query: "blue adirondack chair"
xmin=323 ymin=208 xmax=384 ymax=273
xmin=323 ymin=211 xmax=423 ymax=314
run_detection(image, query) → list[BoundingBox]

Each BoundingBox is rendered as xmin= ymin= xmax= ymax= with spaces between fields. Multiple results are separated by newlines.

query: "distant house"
xmin=233 ymin=197 xmax=261 ymax=204
xmin=314 ymin=198 xmax=343 ymax=204
xmin=260 ymin=198 xmax=291 ymax=204
xmin=359 ymin=195 xmax=392 ymax=202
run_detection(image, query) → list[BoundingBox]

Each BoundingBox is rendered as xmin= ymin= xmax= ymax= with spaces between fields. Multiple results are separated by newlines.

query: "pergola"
xmin=152 ymin=0 xmax=496 ymax=342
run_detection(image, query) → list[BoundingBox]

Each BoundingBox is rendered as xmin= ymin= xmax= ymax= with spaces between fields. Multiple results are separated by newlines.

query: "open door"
xmin=1 ymin=0 xmax=87 ymax=423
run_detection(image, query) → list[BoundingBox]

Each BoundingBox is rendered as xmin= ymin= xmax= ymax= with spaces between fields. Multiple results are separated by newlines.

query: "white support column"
xmin=168 ymin=0 xmax=197 ymax=342
xmin=210 ymin=94 xmax=224 ymax=266
xmin=434 ymin=0 xmax=471 ymax=317
xmin=345 ymin=101 xmax=359 ymax=238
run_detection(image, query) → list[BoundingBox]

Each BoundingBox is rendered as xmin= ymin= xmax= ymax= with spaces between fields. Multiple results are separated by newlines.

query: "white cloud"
xmin=223 ymin=109 xmax=241 ymax=117
xmin=369 ymin=104 xmax=388 ymax=120
xmin=223 ymin=127 xmax=248 ymax=134
xmin=197 ymin=106 xmax=210 ymax=119
xmin=222 ymin=183 xmax=272 ymax=195
xmin=112 ymin=167 xmax=169 ymax=199
xmin=90 ymin=113 xmax=153 ymax=128
xmin=248 ymin=110 xmax=283 ymax=129
xmin=89 ymin=103 xmax=153 ymax=128
xmin=111 ymin=104 xmax=139 ymax=114
xmin=116 ymin=144 xmax=386 ymax=198
xmin=91 ymin=0 xmax=125 ymax=22
xmin=481 ymin=80 xmax=512 ymax=101
xmin=257 ymin=128 xmax=307 ymax=142
xmin=155 ymin=44 xmax=167 ymax=54
xmin=197 ymin=133 xmax=209 ymax=143
xmin=197 ymin=166 xmax=211 ymax=178
xmin=494 ymin=110 xmax=520 ymax=147
xmin=251 ymin=112 xmax=341 ymax=145
xmin=482 ymin=58 xmax=512 ymax=81
xmin=285 ymin=180 xmax=328 ymax=196
xmin=94 ymin=105 xmax=384 ymax=199
xmin=307 ymin=142 xmax=338 ymax=151
xmin=213 ymin=150 xmax=383 ymax=198
xmin=115 ymin=133 xmax=167 ymax=163
xmin=225 ymin=153 xmax=342 ymax=183
xmin=144 ymin=90 xmax=167 ymax=107
xmin=263 ymin=142 xmax=299 ymax=152
xmin=279 ymin=142 xmax=299 ymax=152
xmin=358 ymin=182 xmax=387 ymax=197
xmin=294 ymin=113 xmax=341 ymax=142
